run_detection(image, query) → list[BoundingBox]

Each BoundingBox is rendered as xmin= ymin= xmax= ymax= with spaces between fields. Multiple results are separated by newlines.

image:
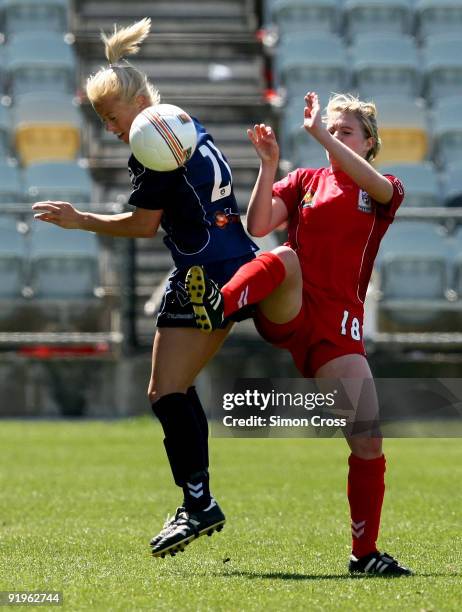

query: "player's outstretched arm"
xmin=303 ymin=92 xmax=393 ymax=204
xmin=32 ymin=202 xmax=162 ymax=238
xmin=246 ymin=124 xmax=288 ymax=237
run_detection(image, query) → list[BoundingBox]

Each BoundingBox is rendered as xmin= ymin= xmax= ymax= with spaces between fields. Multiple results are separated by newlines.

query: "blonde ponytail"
xmin=86 ymin=17 xmax=160 ymax=106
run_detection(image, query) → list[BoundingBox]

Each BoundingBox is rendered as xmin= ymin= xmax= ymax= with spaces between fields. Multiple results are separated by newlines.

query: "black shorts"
xmin=156 ymin=254 xmax=256 ymax=328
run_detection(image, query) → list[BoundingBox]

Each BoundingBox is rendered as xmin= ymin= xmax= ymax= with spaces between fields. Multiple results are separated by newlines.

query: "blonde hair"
xmin=324 ymin=93 xmax=381 ymax=162
xmin=86 ymin=17 xmax=160 ymax=106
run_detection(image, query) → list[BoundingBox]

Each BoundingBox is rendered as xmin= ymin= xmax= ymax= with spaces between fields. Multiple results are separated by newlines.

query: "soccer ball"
xmin=129 ymin=104 xmax=198 ymax=171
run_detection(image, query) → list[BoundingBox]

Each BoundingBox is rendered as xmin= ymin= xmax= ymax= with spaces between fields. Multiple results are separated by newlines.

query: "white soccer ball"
xmin=129 ymin=103 xmax=198 ymax=171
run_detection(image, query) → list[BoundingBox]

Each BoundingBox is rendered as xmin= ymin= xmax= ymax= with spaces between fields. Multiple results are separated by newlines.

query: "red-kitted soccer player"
xmin=186 ymin=91 xmax=411 ymax=576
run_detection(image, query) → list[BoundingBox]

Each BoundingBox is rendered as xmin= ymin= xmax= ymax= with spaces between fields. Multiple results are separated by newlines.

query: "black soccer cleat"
xmin=149 ymin=506 xmax=185 ymax=548
xmin=185 ymin=266 xmax=224 ymax=333
xmin=151 ymin=500 xmax=226 ymax=558
xmin=349 ymin=551 xmax=412 ymax=576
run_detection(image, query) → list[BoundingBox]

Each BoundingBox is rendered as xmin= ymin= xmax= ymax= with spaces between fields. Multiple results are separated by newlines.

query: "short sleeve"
xmin=376 ymin=174 xmax=405 ymax=220
xmin=272 ymin=168 xmax=306 ymax=216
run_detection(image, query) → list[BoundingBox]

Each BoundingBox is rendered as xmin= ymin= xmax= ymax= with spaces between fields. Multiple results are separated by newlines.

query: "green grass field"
xmin=1 ymin=418 xmax=461 ymax=611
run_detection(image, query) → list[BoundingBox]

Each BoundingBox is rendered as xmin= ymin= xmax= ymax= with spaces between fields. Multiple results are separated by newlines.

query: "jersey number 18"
xmin=341 ymin=310 xmax=361 ymax=341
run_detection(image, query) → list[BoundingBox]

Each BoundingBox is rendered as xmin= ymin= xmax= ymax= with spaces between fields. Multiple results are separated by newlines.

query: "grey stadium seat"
xmin=24 ymin=161 xmax=92 ymax=205
xmin=275 ymin=32 xmax=349 ymax=102
xmin=378 ymin=163 xmax=442 ymax=209
xmin=270 ymin=0 xmax=341 ymax=37
xmin=351 ymin=33 xmax=421 ymax=99
xmin=29 ymin=222 xmax=100 ymax=298
xmin=441 ymin=162 xmax=462 ymax=208
xmin=2 ymin=0 xmax=69 ymax=36
xmin=344 ymin=0 xmax=414 ymax=40
xmin=422 ymin=34 xmax=462 ymax=104
xmin=5 ymin=32 xmax=76 ymax=97
xmin=376 ymin=220 xmax=452 ymax=327
xmin=0 ymin=105 xmax=12 ymax=160
xmin=0 ymin=215 xmax=26 ymax=298
xmin=0 ymin=162 xmax=23 ymax=205
xmin=432 ymin=97 xmax=462 ymax=168
xmin=416 ymin=0 xmax=462 ymax=40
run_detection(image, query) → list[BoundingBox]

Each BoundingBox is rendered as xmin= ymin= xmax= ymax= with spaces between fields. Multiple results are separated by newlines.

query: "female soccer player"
xmin=31 ymin=18 xmax=258 ymax=558
xmin=186 ymin=91 xmax=412 ymax=575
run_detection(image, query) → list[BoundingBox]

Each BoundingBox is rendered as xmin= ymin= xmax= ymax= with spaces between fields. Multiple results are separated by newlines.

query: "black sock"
xmin=183 ymin=469 xmax=213 ymax=513
xmin=187 ymin=386 xmax=209 ymax=468
xmin=152 ymin=392 xmax=212 ymax=511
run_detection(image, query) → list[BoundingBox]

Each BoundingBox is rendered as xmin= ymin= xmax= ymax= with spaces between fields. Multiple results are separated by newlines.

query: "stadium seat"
xmin=2 ymin=0 xmax=69 ymax=36
xmin=0 ymin=215 xmax=26 ymax=298
xmin=452 ymin=225 xmax=462 ymax=298
xmin=275 ymin=32 xmax=349 ymax=102
xmin=422 ymin=34 xmax=462 ymax=104
xmin=378 ymin=162 xmax=442 ymax=208
xmin=376 ymin=220 xmax=452 ymax=328
xmin=344 ymin=0 xmax=414 ymax=40
xmin=0 ymin=105 xmax=12 ymax=159
xmin=415 ymin=0 xmax=462 ymax=40
xmin=351 ymin=34 xmax=421 ymax=99
xmin=373 ymin=96 xmax=429 ymax=165
xmin=270 ymin=0 xmax=340 ymax=37
xmin=441 ymin=162 xmax=462 ymax=207
xmin=5 ymin=32 xmax=76 ymax=97
xmin=13 ymin=92 xmax=81 ymax=165
xmin=24 ymin=161 xmax=92 ymax=205
xmin=29 ymin=222 xmax=100 ymax=298
xmin=0 ymin=162 xmax=23 ymax=205
xmin=432 ymin=97 xmax=462 ymax=168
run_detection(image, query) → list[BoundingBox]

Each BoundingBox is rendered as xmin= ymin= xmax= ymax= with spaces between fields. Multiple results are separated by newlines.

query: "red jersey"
xmin=272 ymin=167 xmax=404 ymax=307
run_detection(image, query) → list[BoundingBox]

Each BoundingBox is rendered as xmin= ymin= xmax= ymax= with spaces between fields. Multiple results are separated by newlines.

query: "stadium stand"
xmin=415 ymin=0 xmax=462 ymax=40
xmin=28 ymin=222 xmax=100 ymax=299
xmin=0 ymin=215 xmax=26 ymax=299
xmin=344 ymin=0 xmax=414 ymax=40
xmin=442 ymin=162 xmax=462 ymax=208
xmin=23 ymin=161 xmax=92 ymax=205
xmin=5 ymin=32 xmax=76 ymax=97
xmin=373 ymin=96 xmax=429 ymax=165
xmin=0 ymin=105 xmax=12 ymax=160
xmin=379 ymin=162 xmax=442 ymax=209
xmin=376 ymin=220 xmax=454 ymax=330
xmin=422 ymin=34 xmax=462 ymax=104
xmin=275 ymin=32 xmax=348 ymax=103
xmin=269 ymin=0 xmax=341 ymax=36
xmin=13 ymin=92 xmax=81 ymax=165
xmin=0 ymin=161 xmax=22 ymax=205
xmin=432 ymin=96 xmax=462 ymax=168
xmin=1 ymin=0 xmax=69 ymax=36
xmin=351 ymin=34 xmax=420 ymax=99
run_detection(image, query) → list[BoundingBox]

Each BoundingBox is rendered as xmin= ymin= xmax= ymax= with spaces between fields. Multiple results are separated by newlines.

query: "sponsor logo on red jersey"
xmin=302 ymin=190 xmax=316 ymax=208
xmin=358 ymin=189 xmax=373 ymax=213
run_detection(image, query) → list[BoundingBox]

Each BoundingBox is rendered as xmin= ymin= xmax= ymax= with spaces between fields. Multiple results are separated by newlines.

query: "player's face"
xmin=326 ymin=111 xmax=373 ymax=168
xmin=94 ymin=96 xmax=148 ymax=144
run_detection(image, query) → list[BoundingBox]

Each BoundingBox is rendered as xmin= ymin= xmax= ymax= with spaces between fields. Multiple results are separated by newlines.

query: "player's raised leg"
xmin=148 ymin=326 xmax=230 ymax=557
xmin=186 ymin=245 xmax=302 ymax=331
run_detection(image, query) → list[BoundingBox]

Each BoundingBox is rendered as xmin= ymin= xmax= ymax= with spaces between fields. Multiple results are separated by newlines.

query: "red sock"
xmin=221 ymin=252 xmax=286 ymax=318
xmin=347 ymin=453 xmax=386 ymax=558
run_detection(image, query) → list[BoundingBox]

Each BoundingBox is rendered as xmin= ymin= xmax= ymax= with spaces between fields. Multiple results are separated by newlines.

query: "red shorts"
xmin=254 ymin=287 xmax=366 ymax=377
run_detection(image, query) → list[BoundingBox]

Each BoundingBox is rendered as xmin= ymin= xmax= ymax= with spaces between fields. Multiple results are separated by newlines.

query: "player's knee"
xmin=350 ymin=436 xmax=383 ymax=459
xmin=273 ymin=246 xmax=301 ymax=284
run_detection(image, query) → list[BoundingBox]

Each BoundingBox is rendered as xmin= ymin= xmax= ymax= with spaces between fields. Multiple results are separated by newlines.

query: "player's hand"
xmin=32 ymin=201 xmax=82 ymax=229
xmin=247 ymin=123 xmax=279 ymax=165
xmin=303 ymin=92 xmax=324 ymax=137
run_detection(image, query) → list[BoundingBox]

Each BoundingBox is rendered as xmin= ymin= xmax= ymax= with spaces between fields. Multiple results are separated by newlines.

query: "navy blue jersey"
xmin=128 ymin=118 xmax=258 ymax=267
